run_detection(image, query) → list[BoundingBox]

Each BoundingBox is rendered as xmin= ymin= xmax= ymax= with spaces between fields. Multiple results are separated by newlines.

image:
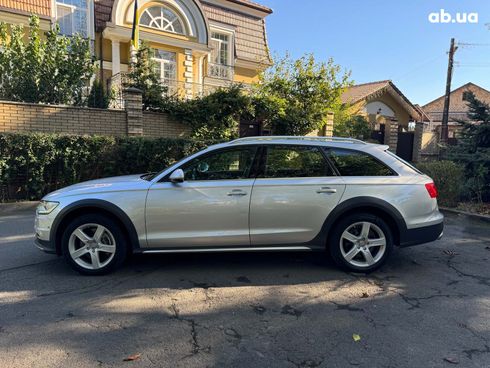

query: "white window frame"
xmin=140 ymin=6 xmax=186 ymax=35
xmin=152 ymin=49 xmax=177 ymax=85
xmin=55 ymin=0 xmax=95 ymax=40
xmin=209 ymin=25 xmax=235 ymax=67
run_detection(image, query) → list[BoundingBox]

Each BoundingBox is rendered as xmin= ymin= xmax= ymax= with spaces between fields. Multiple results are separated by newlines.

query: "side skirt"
xmin=137 ymin=246 xmax=319 ymax=254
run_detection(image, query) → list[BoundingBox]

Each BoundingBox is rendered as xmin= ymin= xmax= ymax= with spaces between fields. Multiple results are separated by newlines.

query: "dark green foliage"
xmin=257 ymin=54 xmax=352 ymax=135
xmin=87 ymin=79 xmax=113 ymax=109
xmin=0 ymin=133 xmax=218 ymax=201
xmin=125 ymin=43 xmax=168 ymax=110
xmin=160 ymin=84 xmax=253 ymax=140
xmin=447 ymin=92 xmax=490 ymax=202
xmin=0 ymin=16 xmax=95 ymax=105
xmin=417 ymin=160 xmax=464 ymax=207
xmin=333 ymin=115 xmax=373 ymax=140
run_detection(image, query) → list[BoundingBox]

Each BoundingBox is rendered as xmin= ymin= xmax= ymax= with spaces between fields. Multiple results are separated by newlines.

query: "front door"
xmin=145 ymin=146 xmax=258 ymax=248
xmin=250 ymin=145 xmax=346 ymax=246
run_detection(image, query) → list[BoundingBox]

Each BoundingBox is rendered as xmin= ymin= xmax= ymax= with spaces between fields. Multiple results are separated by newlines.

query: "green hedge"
xmin=417 ymin=160 xmax=464 ymax=207
xmin=0 ymin=133 xmax=217 ymax=201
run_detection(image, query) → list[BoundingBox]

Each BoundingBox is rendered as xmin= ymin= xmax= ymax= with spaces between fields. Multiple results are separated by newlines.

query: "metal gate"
xmin=396 ymin=132 xmax=414 ymax=161
xmin=239 ymin=122 xmax=260 ymax=137
xmin=371 ymin=124 xmax=385 ymax=144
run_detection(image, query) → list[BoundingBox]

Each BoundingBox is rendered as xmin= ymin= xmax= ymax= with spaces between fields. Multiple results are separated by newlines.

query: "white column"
xmin=183 ymin=49 xmax=194 ymax=99
xmin=111 ymin=40 xmax=121 ymax=76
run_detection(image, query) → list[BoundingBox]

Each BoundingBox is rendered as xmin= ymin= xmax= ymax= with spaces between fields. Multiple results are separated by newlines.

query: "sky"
xmin=261 ymin=0 xmax=490 ymax=105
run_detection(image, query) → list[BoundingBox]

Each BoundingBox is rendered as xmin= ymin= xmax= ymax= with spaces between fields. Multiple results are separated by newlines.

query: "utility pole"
xmin=441 ymin=38 xmax=457 ymax=144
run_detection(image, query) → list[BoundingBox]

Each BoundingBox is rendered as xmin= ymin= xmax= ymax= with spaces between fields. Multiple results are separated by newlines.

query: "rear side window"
xmin=327 ymin=148 xmax=395 ymax=176
xmin=262 ymin=145 xmax=334 ymax=178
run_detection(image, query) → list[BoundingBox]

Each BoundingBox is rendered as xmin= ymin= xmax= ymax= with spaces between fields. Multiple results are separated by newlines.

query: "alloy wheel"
xmin=68 ymin=223 xmax=116 ymax=270
xmin=339 ymin=221 xmax=386 ymax=268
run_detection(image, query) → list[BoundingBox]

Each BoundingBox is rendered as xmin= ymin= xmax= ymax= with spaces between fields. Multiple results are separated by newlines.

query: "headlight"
xmin=36 ymin=200 xmax=59 ymax=215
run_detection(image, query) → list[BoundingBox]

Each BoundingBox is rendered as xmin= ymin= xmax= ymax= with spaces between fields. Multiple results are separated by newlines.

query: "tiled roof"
xmin=201 ymin=1 xmax=270 ymax=64
xmin=226 ymin=0 xmax=272 ymax=13
xmin=0 ymin=0 xmax=51 ymax=17
xmin=342 ymin=80 xmax=420 ymax=120
xmin=94 ymin=0 xmax=271 ymax=64
xmin=422 ymin=82 xmax=490 ymax=122
xmin=94 ymin=0 xmax=114 ymax=31
xmin=341 ymin=80 xmax=391 ymax=104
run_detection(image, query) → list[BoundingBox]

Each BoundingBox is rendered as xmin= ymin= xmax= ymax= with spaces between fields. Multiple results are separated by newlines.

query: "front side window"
xmin=152 ymin=49 xmax=176 ymax=84
xmin=181 ymin=147 xmax=257 ymax=181
xmin=140 ymin=6 xmax=185 ymax=34
xmin=327 ymin=148 xmax=395 ymax=176
xmin=56 ymin=0 xmax=88 ymax=37
xmin=262 ymin=146 xmax=334 ymax=178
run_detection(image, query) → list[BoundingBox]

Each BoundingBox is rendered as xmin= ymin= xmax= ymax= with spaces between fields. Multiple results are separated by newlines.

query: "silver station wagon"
xmin=35 ymin=136 xmax=444 ymax=275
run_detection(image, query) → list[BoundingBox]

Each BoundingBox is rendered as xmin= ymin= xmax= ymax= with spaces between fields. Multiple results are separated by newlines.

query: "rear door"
xmin=249 ymin=145 xmax=346 ymax=246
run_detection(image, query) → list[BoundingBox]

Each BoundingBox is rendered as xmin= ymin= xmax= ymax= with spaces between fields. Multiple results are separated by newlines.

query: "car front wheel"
xmin=329 ymin=213 xmax=393 ymax=272
xmin=61 ymin=214 xmax=128 ymax=275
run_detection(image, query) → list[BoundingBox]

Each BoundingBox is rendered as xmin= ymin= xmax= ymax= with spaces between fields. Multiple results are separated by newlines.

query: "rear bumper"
xmin=399 ymin=221 xmax=444 ymax=247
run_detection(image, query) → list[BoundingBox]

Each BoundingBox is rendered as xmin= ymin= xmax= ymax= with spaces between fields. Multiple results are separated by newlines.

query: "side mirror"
xmin=169 ymin=169 xmax=185 ymax=183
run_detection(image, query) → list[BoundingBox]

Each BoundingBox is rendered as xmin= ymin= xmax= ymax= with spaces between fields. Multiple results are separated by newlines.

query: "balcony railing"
xmin=108 ymin=73 xmax=230 ymax=109
xmin=207 ymin=63 xmax=234 ymax=80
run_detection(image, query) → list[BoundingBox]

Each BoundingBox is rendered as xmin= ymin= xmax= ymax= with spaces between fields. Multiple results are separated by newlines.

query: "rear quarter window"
xmin=326 ymin=148 xmax=396 ymax=176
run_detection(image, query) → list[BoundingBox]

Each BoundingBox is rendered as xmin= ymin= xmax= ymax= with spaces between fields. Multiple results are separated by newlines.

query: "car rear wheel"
xmin=61 ymin=214 xmax=128 ymax=275
xmin=329 ymin=213 xmax=393 ymax=272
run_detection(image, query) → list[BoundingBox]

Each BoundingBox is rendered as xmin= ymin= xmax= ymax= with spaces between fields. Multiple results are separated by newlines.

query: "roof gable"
xmin=341 ymin=80 xmax=419 ymax=119
xmin=94 ymin=0 xmax=271 ymax=64
xmin=340 ymin=80 xmax=390 ymax=104
xmin=422 ymin=82 xmax=490 ymax=113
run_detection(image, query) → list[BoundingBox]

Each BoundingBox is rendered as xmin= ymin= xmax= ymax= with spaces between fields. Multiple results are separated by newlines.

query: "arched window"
xmin=140 ymin=6 xmax=185 ymax=34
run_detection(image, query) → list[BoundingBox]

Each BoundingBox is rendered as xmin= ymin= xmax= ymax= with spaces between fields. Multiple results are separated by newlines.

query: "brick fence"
xmin=0 ymin=89 xmax=189 ymax=138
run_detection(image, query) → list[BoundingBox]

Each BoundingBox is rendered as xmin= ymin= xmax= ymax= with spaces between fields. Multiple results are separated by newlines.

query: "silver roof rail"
xmin=230 ymin=136 xmax=367 ymax=145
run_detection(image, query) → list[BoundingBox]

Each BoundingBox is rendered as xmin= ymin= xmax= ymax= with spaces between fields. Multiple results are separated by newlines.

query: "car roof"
xmin=221 ymin=136 xmax=389 ymax=152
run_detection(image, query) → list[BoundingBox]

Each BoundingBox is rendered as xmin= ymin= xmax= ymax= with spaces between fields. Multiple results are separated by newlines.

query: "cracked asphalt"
xmin=0 ymin=204 xmax=489 ymax=368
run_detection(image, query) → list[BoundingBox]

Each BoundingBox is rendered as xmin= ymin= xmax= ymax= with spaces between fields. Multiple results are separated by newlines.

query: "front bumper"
xmin=34 ymin=237 xmax=57 ymax=254
xmin=399 ymin=221 xmax=444 ymax=247
xmin=34 ymin=207 xmax=60 ymax=254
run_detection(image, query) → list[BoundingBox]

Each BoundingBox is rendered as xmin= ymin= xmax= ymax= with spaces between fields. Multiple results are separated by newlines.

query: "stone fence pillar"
xmin=325 ymin=112 xmax=334 ymax=137
xmin=411 ymin=122 xmax=424 ymax=162
xmin=384 ymin=120 xmax=398 ymax=152
xmin=124 ymin=87 xmax=143 ymax=136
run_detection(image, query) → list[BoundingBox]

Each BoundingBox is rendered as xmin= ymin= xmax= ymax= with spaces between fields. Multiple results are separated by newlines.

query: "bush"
xmin=0 ymin=133 xmax=217 ymax=201
xmin=417 ymin=160 xmax=464 ymax=207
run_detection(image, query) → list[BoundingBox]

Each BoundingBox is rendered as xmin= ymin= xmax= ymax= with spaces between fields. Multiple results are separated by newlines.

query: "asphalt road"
xmin=0 ymin=204 xmax=489 ymax=368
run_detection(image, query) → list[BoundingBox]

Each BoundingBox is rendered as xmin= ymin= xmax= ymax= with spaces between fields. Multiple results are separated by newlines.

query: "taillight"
xmin=425 ymin=182 xmax=438 ymax=198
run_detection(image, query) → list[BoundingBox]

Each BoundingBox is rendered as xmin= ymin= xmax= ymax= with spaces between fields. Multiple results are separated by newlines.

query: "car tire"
xmin=328 ymin=213 xmax=393 ymax=273
xmin=61 ymin=214 xmax=128 ymax=275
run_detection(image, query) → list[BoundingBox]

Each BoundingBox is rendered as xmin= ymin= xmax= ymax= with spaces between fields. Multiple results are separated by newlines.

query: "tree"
xmin=0 ymin=15 xmax=95 ymax=105
xmin=334 ymin=115 xmax=373 ymax=140
xmin=256 ymin=53 xmax=352 ymax=135
xmin=87 ymin=79 xmax=114 ymax=109
xmin=164 ymin=84 xmax=253 ymax=140
xmin=448 ymin=91 xmax=490 ymax=202
xmin=125 ymin=43 xmax=168 ymax=110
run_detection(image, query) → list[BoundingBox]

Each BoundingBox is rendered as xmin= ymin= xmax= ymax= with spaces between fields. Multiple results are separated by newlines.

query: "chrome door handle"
xmin=316 ymin=187 xmax=337 ymax=194
xmin=227 ymin=190 xmax=247 ymax=196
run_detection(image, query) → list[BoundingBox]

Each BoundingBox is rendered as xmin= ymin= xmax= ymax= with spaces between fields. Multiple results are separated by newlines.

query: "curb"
xmin=0 ymin=201 xmax=38 ymax=215
xmin=440 ymin=207 xmax=490 ymax=224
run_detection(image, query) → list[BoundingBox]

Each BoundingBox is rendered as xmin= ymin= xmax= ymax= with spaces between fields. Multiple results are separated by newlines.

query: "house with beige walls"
xmin=341 ymin=80 xmax=423 ymax=130
xmin=0 ymin=0 xmax=272 ymax=98
xmin=422 ymin=82 xmax=490 ymax=137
